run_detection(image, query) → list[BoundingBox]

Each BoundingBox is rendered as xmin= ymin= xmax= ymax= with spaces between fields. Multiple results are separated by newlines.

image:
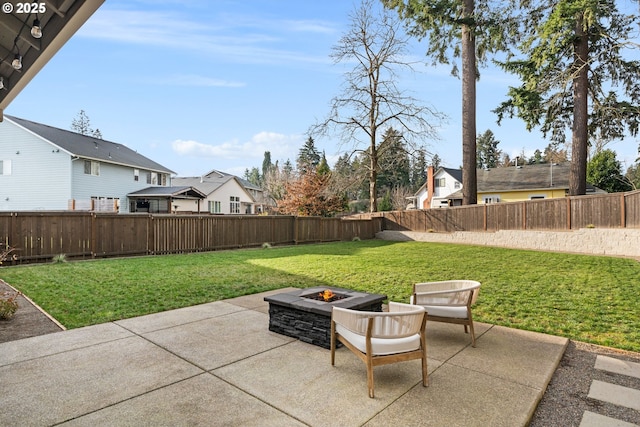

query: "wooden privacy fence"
xmin=382 ymin=189 xmax=640 ymax=232
xmin=0 ymin=213 xmax=383 ymax=263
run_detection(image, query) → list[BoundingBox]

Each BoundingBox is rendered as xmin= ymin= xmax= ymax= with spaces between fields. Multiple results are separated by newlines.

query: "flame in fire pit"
xmin=319 ymin=289 xmax=335 ymax=302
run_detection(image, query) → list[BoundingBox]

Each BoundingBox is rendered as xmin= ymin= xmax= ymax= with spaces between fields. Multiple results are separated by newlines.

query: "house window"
xmin=454 ymin=181 xmax=461 ymax=189
xmin=482 ymin=195 xmax=501 ymax=204
xmin=84 ymin=160 xmax=100 ymax=176
xmin=160 ymin=174 xmax=167 ymax=186
xmin=134 ymin=169 xmax=139 ymax=181
xmin=435 ymin=178 xmax=445 ymax=187
xmin=151 ymin=172 xmax=158 ymax=185
xmin=0 ymin=160 xmax=11 ymax=175
xmin=208 ymin=200 xmax=222 ymax=214
xmin=230 ymin=196 xmax=240 ymax=214
xmin=530 ymin=195 xmax=545 ymax=200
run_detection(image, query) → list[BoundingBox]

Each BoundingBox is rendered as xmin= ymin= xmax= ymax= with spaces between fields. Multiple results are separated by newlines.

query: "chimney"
xmin=424 ymin=166 xmax=435 ymax=209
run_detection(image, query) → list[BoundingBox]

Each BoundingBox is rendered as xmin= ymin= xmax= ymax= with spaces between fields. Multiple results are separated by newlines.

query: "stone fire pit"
xmin=264 ymin=287 xmax=387 ymax=349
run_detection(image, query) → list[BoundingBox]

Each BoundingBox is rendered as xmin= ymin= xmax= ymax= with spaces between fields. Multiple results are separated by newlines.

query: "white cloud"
xmin=153 ymin=74 xmax=246 ymax=88
xmin=171 ymin=132 xmax=302 ymax=162
xmin=79 ymin=9 xmax=331 ymax=66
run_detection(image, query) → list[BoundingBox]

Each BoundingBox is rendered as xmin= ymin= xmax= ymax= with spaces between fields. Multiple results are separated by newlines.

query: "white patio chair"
xmin=411 ymin=280 xmax=481 ymax=347
xmin=330 ymin=302 xmax=427 ymax=398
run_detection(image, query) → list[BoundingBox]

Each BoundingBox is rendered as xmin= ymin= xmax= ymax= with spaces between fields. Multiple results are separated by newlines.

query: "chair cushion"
xmin=424 ymin=305 xmax=468 ymax=319
xmin=336 ymin=324 xmax=421 ymax=356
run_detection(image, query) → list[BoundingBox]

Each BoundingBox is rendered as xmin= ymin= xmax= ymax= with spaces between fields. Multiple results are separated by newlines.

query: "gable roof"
xmin=173 ymin=169 xmax=255 ymax=201
xmin=6 ymin=115 xmax=175 ymax=174
xmin=445 ymin=163 xmax=601 ymax=199
xmin=440 ymin=167 xmax=463 ymax=183
xmin=477 ymin=163 xmax=568 ymax=192
xmin=199 ymin=169 xmax=262 ymax=191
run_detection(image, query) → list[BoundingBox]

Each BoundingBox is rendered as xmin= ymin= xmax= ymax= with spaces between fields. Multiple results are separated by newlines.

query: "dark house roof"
xmin=7 ymin=115 xmax=175 ymax=174
xmin=446 ymin=163 xmax=601 ymax=199
xmin=477 ymin=163 xmax=602 ymax=192
xmin=127 ymin=186 xmax=205 ymax=199
xmin=442 ymin=167 xmax=463 ymax=183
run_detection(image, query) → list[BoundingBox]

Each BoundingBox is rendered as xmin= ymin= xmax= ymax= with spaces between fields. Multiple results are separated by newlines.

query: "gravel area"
xmin=530 ymin=340 xmax=640 ymax=426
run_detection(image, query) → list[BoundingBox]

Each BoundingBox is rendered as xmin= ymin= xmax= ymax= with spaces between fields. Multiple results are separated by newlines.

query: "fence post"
xmin=90 ymin=212 xmax=97 ymax=258
xmin=483 ymin=205 xmax=487 ymax=231
xmin=621 ymin=193 xmax=626 ymax=227
xmin=567 ymin=197 xmax=572 ymax=230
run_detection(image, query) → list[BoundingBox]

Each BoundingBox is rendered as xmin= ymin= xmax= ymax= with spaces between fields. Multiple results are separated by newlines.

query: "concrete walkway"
xmin=0 ymin=288 xmax=567 ymax=426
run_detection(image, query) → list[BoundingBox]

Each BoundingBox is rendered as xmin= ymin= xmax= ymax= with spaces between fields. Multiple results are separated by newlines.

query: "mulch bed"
xmin=0 ymin=280 xmax=64 ymax=343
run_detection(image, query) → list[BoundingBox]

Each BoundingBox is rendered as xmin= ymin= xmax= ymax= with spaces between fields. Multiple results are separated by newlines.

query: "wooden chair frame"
xmin=411 ymin=280 xmax=481 ymax=347
xmin=330 ymin=302 xmax=428 ymax=398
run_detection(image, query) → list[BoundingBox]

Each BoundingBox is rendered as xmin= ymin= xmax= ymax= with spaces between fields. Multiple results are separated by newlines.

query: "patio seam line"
xmin=206 ymin=363 xmax=313 ymax=427
xmin=0 ymin=327 xmax=136 ymax=368
xmin=207 ymin=338 xmax=298 ymax=374
xmin=113 ymin=322 xmax=214 ymax=373
xmin=113 ymin=302 xmax=251 ymax=335
xmin=48 ymin=372 xmax=208 ymax=427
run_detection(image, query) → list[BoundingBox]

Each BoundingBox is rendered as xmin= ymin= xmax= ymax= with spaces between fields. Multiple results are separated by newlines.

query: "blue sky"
xmin=6 ymin=0 xmax=640 ymax=177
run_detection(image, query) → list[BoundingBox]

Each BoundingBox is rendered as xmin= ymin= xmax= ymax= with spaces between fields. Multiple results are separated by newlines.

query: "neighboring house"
xmin=415 ymin=163 xmax=605 ymax=208
xmin=172 ymin=169 xmax=263 ymax=214
xmin=0 ymin=115 xmax=177 ymax=212
xmin=415 ymin=167 xmax=463 ymax=209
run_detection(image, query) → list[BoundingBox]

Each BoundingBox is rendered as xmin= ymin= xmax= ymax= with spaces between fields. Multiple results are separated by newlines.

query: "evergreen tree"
xmin=476 ymin=130 xmax=502 ymax=169
xmin=529 ymin=149 xmax=544 ymax=165
xmin=297 ymin=137 xmax=321 ymax=174
xmin=410 ymin=149 xmax=428 ymax=192
xmin=495 ymin=0 xmax=640 ymax=195
xmin=317 ymin=151 xmax=331 ymax=176
xmin=262 ymin=151 xmax=273 ymax=178
xmin=384 ymin=0 xmax=514 ymax=205
xmin=431 ymin=154 xmax=442 ymax=170
xmin=587 ymin=149 xmax=632 ymax=193
xmin=71 ymin=110 xmax=103 ymax=139
xmin=244 ymin=167 xmax=261 ymax=187
xmin=377 ymin=128 xmax=411 ymax=194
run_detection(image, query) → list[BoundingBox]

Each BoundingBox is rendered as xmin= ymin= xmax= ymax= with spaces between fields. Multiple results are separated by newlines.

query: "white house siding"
xmin=414 ymin=170 xmax=462 ymax=209
xmin=173 ymin=179 xmax=253 ymax=214
xmin=0 ymin=121 xmax=71 ymax=210
xmin=71 ymin=161 xmax=171 ymax=213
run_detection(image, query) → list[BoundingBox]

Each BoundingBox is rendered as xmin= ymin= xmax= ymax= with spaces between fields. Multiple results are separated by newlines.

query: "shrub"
xmin=0 ymin=291 xmax=19 ymax=320
xmin=52 ymin=253 xmax=67 ymax=263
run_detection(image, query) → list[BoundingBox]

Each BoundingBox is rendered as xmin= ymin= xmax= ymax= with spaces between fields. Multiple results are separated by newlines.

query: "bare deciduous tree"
xmin=312 ymin=0 xmax=444 ymax=212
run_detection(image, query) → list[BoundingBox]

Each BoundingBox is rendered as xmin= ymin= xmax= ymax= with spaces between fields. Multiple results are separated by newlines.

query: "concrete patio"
xmin=0 ymin=288 xmax=567 ymax=426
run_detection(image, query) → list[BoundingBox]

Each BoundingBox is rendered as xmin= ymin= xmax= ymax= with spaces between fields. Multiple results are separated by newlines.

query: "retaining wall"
xmin=377 ymin=228 xmax=640 ymax=258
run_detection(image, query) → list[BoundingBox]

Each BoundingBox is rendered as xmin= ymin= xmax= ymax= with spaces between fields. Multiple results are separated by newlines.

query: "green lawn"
xmin=1 ymin=240 xmax=638 ymax=352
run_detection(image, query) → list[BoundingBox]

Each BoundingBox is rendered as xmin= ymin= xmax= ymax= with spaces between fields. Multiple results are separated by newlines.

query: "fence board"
xmin=624 ymin=190 xmax=640 ymax=228
xmin=378 ymin=189 xmax=638 ymax=233
xmin=525 ymin=198 xmax=568 ymax=230
xmin=571 ymin=193 xmax=624 ymax=229
xmin=93 ymin=214 xmax=149 ymax=257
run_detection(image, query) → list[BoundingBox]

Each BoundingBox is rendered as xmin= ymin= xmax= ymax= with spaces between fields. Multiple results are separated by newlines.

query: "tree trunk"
xmin=369 ymin=143 xmax=378 ymax=212
xmin=570 ymin=12 xmax=589 ymax=196
xmin=461 ymin=0 xmax=477 ymax=205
